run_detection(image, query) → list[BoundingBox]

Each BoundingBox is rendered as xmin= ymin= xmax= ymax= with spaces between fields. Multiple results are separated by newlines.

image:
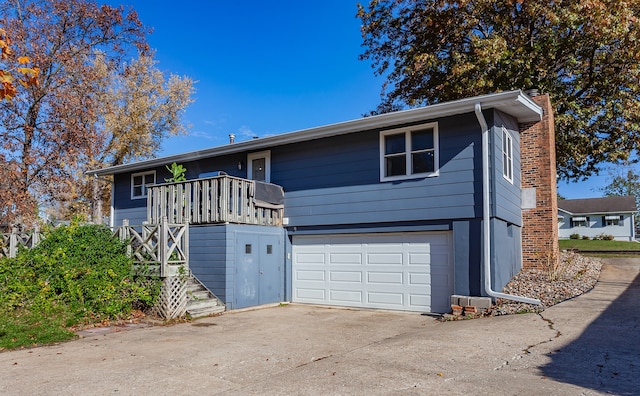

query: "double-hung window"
xmin=131 ymin=171 xmax=155 ymax=199
xmin=571 ymin=216 xmax=589 ymax=228
xmin=604 ymin=215 xmax=623 ymax=226
xmin=380 ymin=123 xmax=439 ymax=181
xmin=502 ymin=127 xmax=513 ymax=184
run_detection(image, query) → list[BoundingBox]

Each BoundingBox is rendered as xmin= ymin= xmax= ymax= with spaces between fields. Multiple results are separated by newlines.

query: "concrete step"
xmin=186 ymin=300 xmax=225 ymax=318
xmin=185 ymin=275 xmax=226 ymax=318
xmin=188 ymin=290 xmax=211 ymax=300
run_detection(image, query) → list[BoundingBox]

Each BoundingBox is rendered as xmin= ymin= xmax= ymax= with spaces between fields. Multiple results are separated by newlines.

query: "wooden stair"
xmin=186 ymin=276 xmax=225 ymax=318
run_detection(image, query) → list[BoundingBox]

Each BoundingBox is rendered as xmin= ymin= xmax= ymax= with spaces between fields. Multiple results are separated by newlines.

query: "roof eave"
xmin=88 ymin=90 xmax=543 ymax=176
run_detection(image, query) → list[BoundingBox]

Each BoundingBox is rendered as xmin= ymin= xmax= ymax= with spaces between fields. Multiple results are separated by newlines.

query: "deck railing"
xmin=147 ymin=175 xmax=284 ymax=226
xmin=0 ymin=226 xmax=44 ymax=258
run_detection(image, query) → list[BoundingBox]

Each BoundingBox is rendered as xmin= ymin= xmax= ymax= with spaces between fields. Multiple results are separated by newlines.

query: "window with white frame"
xmin=604 ymin=215 xmax=623 ymax=226
xmin=380 ymin=123 xmax=439 ymax=181
xmin=131 ymin=171 xmax=155 ymax=199
xmin=571 ymin=216 xmax=589 ymax=228
xmin=502 ymin=127 xmax=513 ymax=183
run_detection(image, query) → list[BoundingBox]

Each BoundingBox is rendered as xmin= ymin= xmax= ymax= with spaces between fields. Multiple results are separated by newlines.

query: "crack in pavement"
xmin=522 ymin=313 xmax=561 ymax=355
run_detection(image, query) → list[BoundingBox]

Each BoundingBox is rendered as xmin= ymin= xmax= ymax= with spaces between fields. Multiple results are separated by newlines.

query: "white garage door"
xmin=292 ymin=232 xmax=453 ymax=313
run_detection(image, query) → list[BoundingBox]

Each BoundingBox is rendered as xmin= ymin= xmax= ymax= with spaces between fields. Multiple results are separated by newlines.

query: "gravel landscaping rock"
xmin=487 ymin=251 xmax=602 ymax=316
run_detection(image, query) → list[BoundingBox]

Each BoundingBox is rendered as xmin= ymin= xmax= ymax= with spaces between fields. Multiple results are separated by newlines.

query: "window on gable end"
xmin=502 ymin=127 xmax=514 ymax=184
xmin=380 ymin=122 xmax=439 ymax=181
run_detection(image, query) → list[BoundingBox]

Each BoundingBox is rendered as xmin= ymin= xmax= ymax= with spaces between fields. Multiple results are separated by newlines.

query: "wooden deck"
xmin=147 ymin=175 xmax=284 ymax=226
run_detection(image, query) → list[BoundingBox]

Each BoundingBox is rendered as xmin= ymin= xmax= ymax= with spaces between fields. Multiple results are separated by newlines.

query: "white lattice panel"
xmin=151 ymin=276 xmax=187 ymax=319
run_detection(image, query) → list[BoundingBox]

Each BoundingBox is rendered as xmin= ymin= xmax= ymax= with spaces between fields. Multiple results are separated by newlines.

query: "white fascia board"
xmin=561 ymin=209 xmax=635 ymax=216
xmin=89 ymin=90 xmax=542 ymax=176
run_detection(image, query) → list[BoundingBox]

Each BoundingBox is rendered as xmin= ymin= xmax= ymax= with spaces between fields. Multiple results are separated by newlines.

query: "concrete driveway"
xmin=1 ymin=258 xmax=638 ymax=395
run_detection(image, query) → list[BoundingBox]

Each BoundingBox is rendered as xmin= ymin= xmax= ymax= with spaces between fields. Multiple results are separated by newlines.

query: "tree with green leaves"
xmin=601 ymin=166 xmax=640 ymax=230
xmin=357 ymin=0 xmax=640 ymax=180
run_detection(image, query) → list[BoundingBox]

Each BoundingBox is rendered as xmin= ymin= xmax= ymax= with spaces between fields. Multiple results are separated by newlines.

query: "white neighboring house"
xmin=558 ymin=196 xmax=637 ymax=241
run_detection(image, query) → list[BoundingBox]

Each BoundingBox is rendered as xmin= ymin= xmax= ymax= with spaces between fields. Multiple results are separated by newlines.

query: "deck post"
xmin=9 ymin=227 xmax=18 ymax=258
xmin=160 ymin=216 xmax=168 ymax=278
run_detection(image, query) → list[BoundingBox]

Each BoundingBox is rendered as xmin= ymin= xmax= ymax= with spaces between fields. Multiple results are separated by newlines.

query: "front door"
xmin=247 ymin=150 xmax=271 ymax=183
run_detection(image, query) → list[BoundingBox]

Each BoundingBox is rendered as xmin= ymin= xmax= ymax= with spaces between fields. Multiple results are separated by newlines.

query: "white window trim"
xmin=379 ymin=122 xmax=439 ymax=182
xmin=571 ymin=216 xmax=589 ymax=228
xmin=131 ymin=170 xmax=156 ymax=200
xmin=247 ymin=150 xmax=271 ymax=183
xmin=502 ymin=127 xmax=514 ymax=184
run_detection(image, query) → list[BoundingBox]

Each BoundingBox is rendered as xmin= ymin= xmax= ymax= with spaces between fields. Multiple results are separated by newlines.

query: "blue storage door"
xmin=258 ymin=234 xmax=281 ymax=305
xmin=236 ymin=233 xmax=260 ymax=308
xmin=235 ymin=233 xmax=282 ymax=309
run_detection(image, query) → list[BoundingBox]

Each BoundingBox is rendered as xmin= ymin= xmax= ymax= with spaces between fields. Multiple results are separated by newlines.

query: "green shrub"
xmin=594 ymin=234 xmax=615 ymax=241
xmin=569 ymin=233 xmax=580 ymax=239
xmin=582 ymin=235 xmax=590 ymax=240
xmin=0 ymin=220 xmax=161 ymax=348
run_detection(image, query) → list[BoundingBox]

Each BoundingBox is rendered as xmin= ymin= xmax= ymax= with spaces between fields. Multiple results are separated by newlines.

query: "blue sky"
xmin=111 ymin=0 xmax=608 ymax=200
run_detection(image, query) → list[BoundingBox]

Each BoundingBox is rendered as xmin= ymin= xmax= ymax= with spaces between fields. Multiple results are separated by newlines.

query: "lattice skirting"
xmin=150 ymin=277 xmax=188 ymax=319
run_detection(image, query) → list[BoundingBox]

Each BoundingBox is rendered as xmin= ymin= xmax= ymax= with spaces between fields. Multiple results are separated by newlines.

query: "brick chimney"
xmin=519 ymin=94 xmax=559 ymax=269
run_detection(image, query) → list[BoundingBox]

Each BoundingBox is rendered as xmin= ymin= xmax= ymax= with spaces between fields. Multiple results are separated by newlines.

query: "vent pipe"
xmin=229 ymin=134 xmax=235 ymax=144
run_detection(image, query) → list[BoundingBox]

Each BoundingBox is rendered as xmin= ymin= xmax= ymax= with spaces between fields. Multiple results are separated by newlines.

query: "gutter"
xmin=88 ymin=90 xmax=542 ymax=177
xmin=474 ymin=103 xmax=541 ymax=306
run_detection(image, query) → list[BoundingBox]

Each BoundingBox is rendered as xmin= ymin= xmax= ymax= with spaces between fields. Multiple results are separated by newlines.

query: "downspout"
xmin=474 ymin=103 xmax=541 ymax=305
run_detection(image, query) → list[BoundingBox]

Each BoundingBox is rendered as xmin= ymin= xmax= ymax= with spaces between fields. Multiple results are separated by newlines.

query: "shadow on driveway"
xmin=540 ymin=264 xmax=640 ymax=395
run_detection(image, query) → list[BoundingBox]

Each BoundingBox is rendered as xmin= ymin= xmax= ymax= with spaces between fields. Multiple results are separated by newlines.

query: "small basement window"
xmin=131 ymin=171 xmax=156 ymax=199
xmin=380 ymin=122 xmax=439 ymax=181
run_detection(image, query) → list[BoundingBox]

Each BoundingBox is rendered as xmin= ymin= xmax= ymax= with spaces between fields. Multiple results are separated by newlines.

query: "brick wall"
xmin=519 ymin=94 xmax=559 ymax=269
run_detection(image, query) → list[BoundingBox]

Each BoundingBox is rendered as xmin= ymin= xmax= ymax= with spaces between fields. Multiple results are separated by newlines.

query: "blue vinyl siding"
xmin=190 ymin=224 xmax=229 ymax=303
xmin=492 ymin=111 xmax=522 ymax=226
xmin=276 ymin=113 xmax=483 ymax=228
xmin=112 ymin=155 xmax=247 ymax=213
xmin=490 ymin=219 xmax=521 ymax=292
xmin=113 ymin=207 xmax=147 ymax=227
xmin=452 ymin=219 xmax=482 ymax=296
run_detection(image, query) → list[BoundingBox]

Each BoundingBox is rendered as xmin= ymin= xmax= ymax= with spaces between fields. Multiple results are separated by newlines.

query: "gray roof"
xmin=88 ymin=90 xmax=542 ymax=176
xmin=558 ymin=196 xmax=637 ymax=215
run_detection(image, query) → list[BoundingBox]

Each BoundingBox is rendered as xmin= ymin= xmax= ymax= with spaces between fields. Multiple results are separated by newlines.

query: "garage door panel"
xmin=296 ymin=288 xmax=325 ymax=300
xmin=329 ymin=253 xmax=362 ymax=264
xmin=409 ymin=294 xmax=430 ymax=307
xmin=296 ymin=252 xmax=325 ymax=264
xmin=367 ymin=272 xmax=403 ymax=284
xmin=331 ymin=290 xmax=362 ymax=303
xmin=368 ymin=292 xmax=403 ymax=305
xmin=296 ymin=269 xmax=325 ymax=281
xmin=367 ymin=253 xmax=403 ymax=265
xmin=292 ymin=232 xmax=453 ymax=313
xmin=408 ymin=272 xmax=430 ymax=285
xmin=408 ymin=252 xmax=430 ymax=265
xmin=330 ymin=271 xmax=362 ymax=282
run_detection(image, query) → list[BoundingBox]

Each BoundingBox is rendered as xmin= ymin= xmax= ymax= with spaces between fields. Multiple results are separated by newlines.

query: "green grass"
xmin=559 ymin=239 xmax=640 ymax=251
xmin=0 ymin=309 xmax=76 ymax=350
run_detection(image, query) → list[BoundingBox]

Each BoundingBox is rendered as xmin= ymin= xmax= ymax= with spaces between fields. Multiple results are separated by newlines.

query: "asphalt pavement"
xmin=1 ymin=258 xmax=638 ymax=395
